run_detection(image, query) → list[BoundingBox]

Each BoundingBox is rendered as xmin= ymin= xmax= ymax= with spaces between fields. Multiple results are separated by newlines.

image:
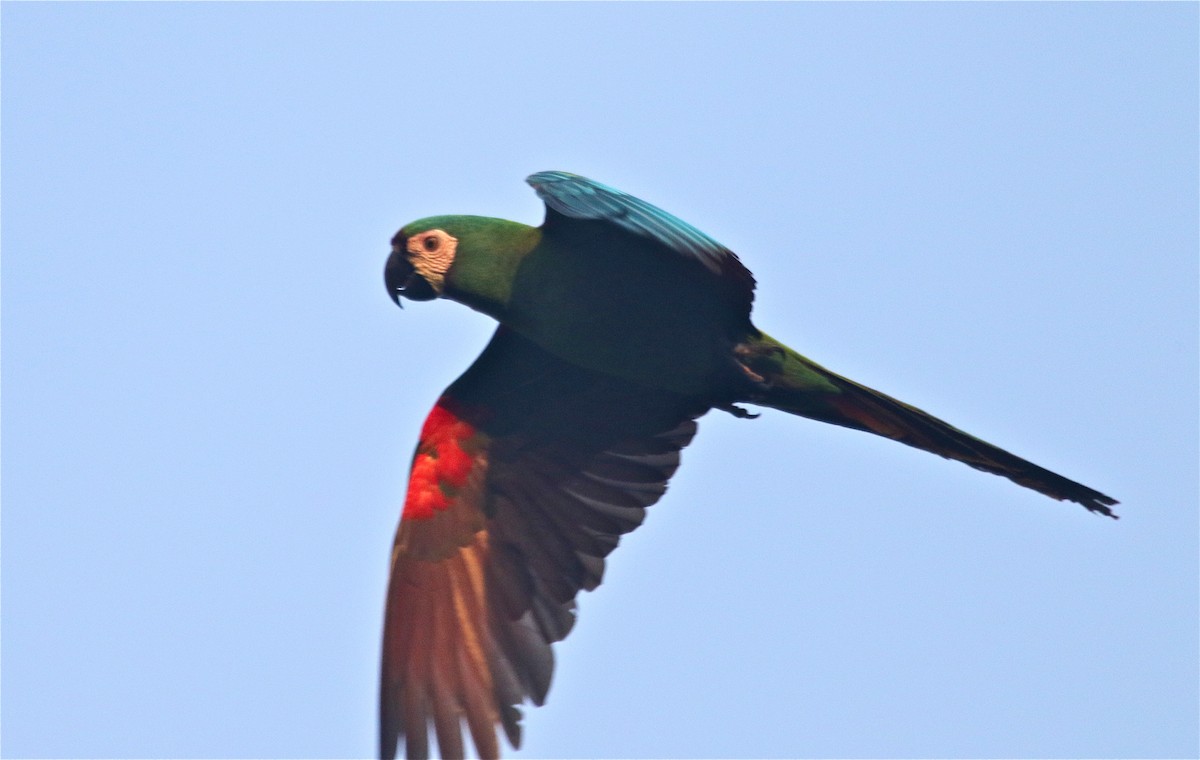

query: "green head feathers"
xmin=386 ymin=214 xmax=540 ymax=314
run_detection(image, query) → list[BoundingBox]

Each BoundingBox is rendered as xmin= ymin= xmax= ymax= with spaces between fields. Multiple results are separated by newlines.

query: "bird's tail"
xmin=736 ymin=332 xmax=1118 ymax=518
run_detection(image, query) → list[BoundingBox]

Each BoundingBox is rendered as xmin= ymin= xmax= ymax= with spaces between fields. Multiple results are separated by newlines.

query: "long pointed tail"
xmin=738 ymin=333 xmax=1118 ymax=518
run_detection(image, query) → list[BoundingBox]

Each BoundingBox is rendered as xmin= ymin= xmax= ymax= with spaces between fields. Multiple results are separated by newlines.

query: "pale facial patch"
xmin=405 ymin=229 xmax=458 ymax=294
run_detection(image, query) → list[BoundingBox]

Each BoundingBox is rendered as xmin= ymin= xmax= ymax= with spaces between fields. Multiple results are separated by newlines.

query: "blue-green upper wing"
xmin=526 ymin=171 xmax=756 ymax=300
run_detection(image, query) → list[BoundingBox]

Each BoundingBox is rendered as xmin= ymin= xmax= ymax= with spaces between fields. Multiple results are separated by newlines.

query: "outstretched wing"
xmin=380 ymin=328 xmax=707 ymax=760
xmin=526 ymin=170 xmax=757 ymax=320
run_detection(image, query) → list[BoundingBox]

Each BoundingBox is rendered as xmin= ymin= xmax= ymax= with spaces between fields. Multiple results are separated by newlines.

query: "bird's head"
xmin=384 ymin=215 xmax=539 ymax=315
xmin=385 ymin=217 xmax=463 ymax=307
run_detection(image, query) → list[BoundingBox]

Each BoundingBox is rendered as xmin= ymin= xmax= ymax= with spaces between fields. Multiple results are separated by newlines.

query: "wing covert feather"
xmin=526 ymin=170 xmax=756 ymax=311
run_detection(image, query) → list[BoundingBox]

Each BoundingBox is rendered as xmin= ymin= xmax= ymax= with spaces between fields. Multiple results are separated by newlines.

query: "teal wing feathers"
xmin=526 ymin=171 xmax=729 ymax=272
xmin=526 ymin=171 xmax=756 ymax=302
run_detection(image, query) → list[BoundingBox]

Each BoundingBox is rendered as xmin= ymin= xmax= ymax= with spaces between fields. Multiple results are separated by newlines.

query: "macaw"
xmin=379 ymin=171 xmax=1116 ymax=760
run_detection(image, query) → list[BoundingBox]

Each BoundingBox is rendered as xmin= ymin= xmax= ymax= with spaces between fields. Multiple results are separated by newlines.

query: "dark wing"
xmin=380 ymin=328 xmax=708 ymax=760
xmin=526 ymin=170 xmax=757 ymax=317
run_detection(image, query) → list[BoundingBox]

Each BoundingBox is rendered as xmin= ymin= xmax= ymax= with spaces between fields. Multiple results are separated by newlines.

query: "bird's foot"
xmin=717 ymin=402 xmax=760 ymax=419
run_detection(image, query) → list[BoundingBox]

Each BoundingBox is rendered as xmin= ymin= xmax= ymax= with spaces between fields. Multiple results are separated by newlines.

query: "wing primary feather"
xmin=448 ymin=552 xmax=502 ymax=760
xmin=491 ymin=480 xmax=592 ymax=604
xmin=499 ymin=704 xmax=523 ymax=749
xmin=430 ymin=576 xmax=467 ymax=760
xmin=558 ymin=486 xmax=649 ymax=530
xmin=499 ymin=609 xmax=556 ymax=704
xmin=401 ymin=686 xmax=429 ymax=760
xmin=397 ymin=561 xmax=438 ymax=760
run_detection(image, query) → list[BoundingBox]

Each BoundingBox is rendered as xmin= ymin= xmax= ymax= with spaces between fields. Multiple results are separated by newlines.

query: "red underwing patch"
xmin=402 ymin=397 xmax=478 ymax=520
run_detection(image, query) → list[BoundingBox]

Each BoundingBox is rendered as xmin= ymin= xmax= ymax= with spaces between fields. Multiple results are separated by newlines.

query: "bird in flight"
xmin=379 ymin=171 xmax=1117 ymax=760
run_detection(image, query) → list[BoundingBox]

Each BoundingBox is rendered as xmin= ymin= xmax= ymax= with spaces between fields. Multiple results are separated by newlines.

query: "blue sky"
xmin=2 ymin=3 xmax=1196 ymax=759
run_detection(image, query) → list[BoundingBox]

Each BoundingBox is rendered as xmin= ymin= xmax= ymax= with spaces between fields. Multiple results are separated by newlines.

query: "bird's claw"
xmin=717 ymin=402 xmax=760 ymax=419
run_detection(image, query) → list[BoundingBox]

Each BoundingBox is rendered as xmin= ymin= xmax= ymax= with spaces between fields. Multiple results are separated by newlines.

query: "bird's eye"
xmin=423 ymin=235 xmax=439 ymax=253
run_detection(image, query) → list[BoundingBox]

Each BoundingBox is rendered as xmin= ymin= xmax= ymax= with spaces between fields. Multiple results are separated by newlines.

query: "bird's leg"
xmin=731 ymin=340 xmax=787 ymax=398
xmin=734 ymin=341 xmax=787 ymax=375
xmin=714 ymin=340 xmax=789 ymax=419
xmin=738 ymin=362 xmax=767 ymax=385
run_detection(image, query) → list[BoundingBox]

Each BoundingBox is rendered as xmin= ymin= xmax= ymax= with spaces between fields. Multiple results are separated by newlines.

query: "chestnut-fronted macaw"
xmin=379 ymin=171 xmax=1116 ymax=760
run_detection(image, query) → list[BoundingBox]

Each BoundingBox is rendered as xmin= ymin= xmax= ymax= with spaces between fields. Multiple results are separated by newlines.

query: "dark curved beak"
xmin=384 ymin=235 xmax=412 ymax=308
xmin=384 ymin=231 xmax=438 ymax=306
